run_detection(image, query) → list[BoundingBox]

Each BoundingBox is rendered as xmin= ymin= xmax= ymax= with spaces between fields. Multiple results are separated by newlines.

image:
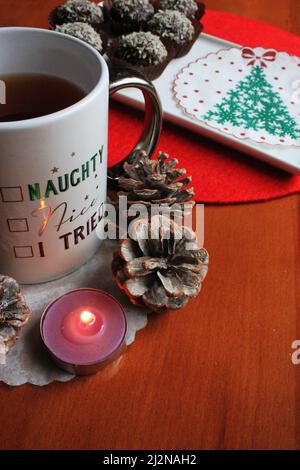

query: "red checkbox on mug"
xmin=0 ymin=186 xmax=24 ymax=203
xmin=7 ymin=218 xmax=29 ymax=233
xmin=13 ymin=246 xmax=34 ymax=259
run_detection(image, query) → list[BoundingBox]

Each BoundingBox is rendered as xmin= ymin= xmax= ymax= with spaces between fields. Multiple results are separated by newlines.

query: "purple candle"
xmin=40 ymin=289 xmax=127 ymax=375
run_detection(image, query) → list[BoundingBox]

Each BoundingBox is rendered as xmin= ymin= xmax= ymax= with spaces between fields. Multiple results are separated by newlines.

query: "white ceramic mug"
xmin=0 ymin=27 xmax=162 ymax=284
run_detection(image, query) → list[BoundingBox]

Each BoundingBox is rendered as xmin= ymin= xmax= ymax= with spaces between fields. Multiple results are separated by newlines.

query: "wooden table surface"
xmin=0 ymin=0 xmax=299 ymax=451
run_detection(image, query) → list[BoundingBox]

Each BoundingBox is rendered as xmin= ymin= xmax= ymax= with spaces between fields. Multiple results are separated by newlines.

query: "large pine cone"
xmin=0 ymin=275 xmax=31 ymax=355
xmin=112 ymin=215 xmax=209 ymax=310
xmin=116 ymin=150 xmax=195 ymax=208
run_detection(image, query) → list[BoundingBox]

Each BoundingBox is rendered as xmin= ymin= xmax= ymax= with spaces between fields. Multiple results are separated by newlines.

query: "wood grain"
xmin=0 ymin=0 xmax=299 ymax=450
xmin=205 ymin=0 xmax=298 ymax=33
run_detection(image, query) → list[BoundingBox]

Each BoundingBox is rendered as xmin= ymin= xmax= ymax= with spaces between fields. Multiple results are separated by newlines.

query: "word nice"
xmin=28 ymin=146 xmax=104 ymax=201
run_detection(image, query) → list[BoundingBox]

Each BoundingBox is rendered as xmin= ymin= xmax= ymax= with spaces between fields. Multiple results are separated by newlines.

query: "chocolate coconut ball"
xmin=109 ymin=0 xmax=155 ymax=34
xmin=109 ymin=31 xmax=168 ymax=80
xmin=148 ymin=10 xmax=194 ymax=45
xmin=55 ymin=22 xmax=104 ymax=52
xmin=49 ymin=0 xmax=104 ymax=28
xmin=114 ymin=31 xmax=167 ymax=66
xmin=159 ymin=0 xmax=198 ymax=19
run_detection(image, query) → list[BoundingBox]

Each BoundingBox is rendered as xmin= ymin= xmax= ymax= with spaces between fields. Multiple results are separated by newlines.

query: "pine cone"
xmin=0 ymin=275 xmax=31 ymax=354
xmin=116 ymin=150 xmax=195 ymax=208
xmin=112 ymin=215 xmax=209 ymax=310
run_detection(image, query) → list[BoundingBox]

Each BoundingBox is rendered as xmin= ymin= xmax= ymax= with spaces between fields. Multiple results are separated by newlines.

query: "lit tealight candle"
xmin=40 ymin=289 xmax=127 ymax=375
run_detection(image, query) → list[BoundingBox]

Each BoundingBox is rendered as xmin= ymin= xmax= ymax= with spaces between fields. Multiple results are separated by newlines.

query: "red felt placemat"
xmin=108 ymin=9 xmax=300 ymax=204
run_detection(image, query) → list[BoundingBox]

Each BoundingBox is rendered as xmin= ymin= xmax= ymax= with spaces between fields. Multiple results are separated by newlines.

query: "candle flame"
xmin=80 ymin=310 xmax=96 ymax=326
xmin=31 ymin=199 xmax=52 ymax=236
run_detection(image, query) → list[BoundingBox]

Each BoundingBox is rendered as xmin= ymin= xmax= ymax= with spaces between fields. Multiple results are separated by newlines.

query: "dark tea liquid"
xmin=0 ymin=74 xmax=86 ymax=122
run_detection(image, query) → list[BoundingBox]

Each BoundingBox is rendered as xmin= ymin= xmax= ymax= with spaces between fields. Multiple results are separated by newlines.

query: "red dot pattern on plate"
xmin=298 ymin=64 xmax=300 ymax=67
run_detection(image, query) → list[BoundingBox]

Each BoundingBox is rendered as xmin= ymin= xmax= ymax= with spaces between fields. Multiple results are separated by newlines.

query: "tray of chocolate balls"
xmin=49 ymin=1 xmax=300 ymax=173
xmin=49 ymin=0 xmax=205 ymax=80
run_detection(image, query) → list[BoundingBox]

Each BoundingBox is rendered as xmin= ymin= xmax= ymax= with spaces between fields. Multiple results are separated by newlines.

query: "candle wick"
xmin=80 ymin=310 xmax=96 ymax=326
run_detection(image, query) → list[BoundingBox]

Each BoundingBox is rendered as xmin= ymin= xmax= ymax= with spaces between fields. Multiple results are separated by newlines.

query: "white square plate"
xmin=114 ymin=33 xmax=300 ymax=174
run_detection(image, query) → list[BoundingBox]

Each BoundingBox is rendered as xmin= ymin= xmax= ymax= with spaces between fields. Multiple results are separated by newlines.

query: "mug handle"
xmin=107 ymin=67 xmax=162 ymax=184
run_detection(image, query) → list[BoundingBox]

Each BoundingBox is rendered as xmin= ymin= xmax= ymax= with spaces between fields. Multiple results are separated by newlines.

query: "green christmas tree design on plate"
xmin=203 ymin=64 xmax=300 ymax=141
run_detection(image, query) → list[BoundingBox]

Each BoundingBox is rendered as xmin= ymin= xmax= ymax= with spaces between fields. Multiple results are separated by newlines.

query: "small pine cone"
xmin=0 ymin=275 xmax=31 ymax=355
xmin=116 ymin=150 xmax=195 ymax=209
xmin=112 ymin=215 xmax=209 ymax=311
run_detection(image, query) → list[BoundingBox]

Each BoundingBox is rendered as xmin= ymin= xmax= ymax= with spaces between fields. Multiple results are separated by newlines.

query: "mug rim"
xmin=0 ymin=27 xmax=108 ymax=130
